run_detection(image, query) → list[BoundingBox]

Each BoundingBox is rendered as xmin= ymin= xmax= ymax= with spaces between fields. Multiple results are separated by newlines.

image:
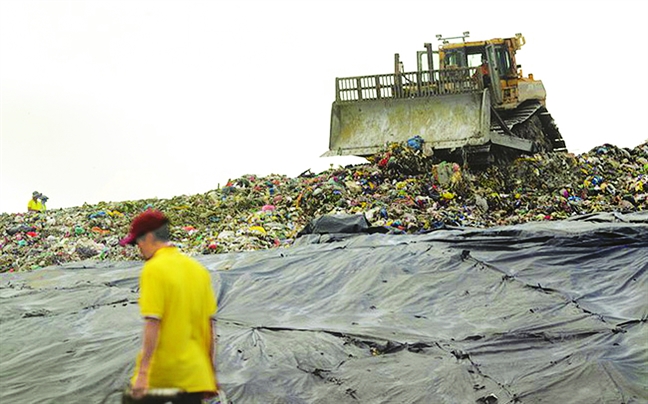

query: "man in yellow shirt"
xmin=120 ymin=209 xmax=218 ymax=403
xmin=27 ymin=191 xmax=44 ymax=212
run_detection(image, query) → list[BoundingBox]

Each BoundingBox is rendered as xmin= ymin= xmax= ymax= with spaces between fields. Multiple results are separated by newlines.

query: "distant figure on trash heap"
xmin=40 ymin=195 xmax=48 ymax=211
xmin=27 ymin=191 xmax=45 ymax=212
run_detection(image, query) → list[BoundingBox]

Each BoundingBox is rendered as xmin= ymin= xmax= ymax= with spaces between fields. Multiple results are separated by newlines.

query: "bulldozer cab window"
xmin=444 ymin=51 xmax=465 ymax=67
xmin=496 ymin=47 xmax=513 ymax=76
xmin=467 ymin=53 xmax=483 ymax=67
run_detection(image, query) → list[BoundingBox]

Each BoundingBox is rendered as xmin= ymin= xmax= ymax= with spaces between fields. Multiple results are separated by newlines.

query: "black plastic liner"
xmin=1 ymin=213 xmax=647 ymax=403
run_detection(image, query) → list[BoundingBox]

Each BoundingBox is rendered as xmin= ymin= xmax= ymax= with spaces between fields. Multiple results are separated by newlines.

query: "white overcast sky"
xmin=1 ymin=0 xmax=647 ymax=214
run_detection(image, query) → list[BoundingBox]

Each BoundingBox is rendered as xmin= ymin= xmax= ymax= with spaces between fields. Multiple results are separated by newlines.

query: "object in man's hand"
xmin=121 ymin=387 xmax=183 ymax=404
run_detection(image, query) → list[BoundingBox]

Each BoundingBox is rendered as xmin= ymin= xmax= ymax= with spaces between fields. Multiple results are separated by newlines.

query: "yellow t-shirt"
xmin=132 ymin=246 xmax=217 ymax=392
xmin=27 ymin=199 xmax=43 ymax=212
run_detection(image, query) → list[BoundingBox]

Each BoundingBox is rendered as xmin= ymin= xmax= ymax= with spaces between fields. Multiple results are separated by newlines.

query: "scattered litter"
xmin=1 ymin=141 xmax=645 ymax=273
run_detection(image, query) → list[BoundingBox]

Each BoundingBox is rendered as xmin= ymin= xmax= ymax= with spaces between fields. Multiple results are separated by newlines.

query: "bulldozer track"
xmin=491 ymin=101 xmax=567 ymax=153
xmin=456 ymin=101 xmax=568 ymax=168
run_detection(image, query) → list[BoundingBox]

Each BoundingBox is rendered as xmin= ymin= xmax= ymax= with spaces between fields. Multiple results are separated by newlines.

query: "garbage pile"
xmin=1 ymin=141 xmax=646 ymax=273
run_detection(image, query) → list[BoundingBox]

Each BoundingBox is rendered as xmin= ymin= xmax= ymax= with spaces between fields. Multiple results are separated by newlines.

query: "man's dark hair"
xmin=151 ymin=223 xmax=170 ymax=242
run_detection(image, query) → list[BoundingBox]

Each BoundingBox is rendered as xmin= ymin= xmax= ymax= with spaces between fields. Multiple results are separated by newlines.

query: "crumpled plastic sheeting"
xmin=1 ymin=213 xmax=646 ymax=403
xmin=2 ymin=142 xmax=646 ymax=273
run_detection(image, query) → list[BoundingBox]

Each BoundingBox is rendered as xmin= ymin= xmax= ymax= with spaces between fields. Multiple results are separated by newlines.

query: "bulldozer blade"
xmin=325 ymin=91 xmax=491 ymax=157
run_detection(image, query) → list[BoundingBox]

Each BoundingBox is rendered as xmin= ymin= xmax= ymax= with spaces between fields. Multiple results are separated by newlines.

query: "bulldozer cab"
xmin=437 ymin=39 xmax=520 ymax=105
xmin=439 ymin=43 xmax=517 ymax=76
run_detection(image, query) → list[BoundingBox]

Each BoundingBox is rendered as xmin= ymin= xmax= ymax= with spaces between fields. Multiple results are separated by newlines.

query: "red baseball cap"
xmin=119 ymin=209 xmax=169 ymax=246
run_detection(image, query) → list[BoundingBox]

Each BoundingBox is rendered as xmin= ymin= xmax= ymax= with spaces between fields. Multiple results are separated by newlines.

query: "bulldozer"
xmin=325 ymin=32 xmax=567 ymax=165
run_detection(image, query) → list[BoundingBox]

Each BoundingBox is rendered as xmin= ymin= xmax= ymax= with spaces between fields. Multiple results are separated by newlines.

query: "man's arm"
xmin=132 ymin=318 xmax=161 ymax=398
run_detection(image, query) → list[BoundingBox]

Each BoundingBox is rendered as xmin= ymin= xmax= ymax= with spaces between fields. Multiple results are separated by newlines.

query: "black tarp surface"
xmin=1 ymin=213 xmax=647 ymax=404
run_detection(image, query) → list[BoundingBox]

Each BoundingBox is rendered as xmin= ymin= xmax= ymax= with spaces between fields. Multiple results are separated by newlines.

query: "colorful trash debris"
xmin=0 ymin=141 xmax=646 ymax=272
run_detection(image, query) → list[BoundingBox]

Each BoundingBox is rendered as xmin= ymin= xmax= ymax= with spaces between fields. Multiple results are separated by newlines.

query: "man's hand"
xmin=131 ymin=373 xmax=148 ymax=399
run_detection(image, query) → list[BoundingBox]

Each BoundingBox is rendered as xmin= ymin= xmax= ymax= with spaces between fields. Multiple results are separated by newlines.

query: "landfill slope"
xmin=1 ymin=142 xmax=646 ymax=273
xmin=0 ymin=213 xmax=646 ymax=403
